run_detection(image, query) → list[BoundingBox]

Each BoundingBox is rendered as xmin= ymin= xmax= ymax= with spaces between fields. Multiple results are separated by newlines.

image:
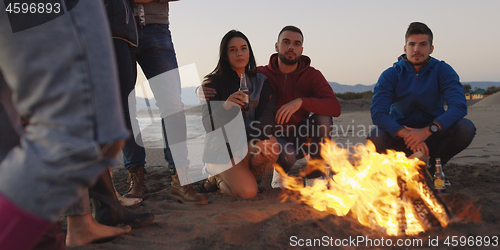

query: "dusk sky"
xmin=140 ymin=0 xmax=500 ymax=88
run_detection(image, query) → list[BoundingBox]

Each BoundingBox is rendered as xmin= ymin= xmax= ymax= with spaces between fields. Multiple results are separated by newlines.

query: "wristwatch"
xmin=429 ymin=122 xmax=440 ymax=134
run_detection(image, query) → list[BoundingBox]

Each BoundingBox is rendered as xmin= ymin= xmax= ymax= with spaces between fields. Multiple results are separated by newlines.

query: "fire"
xmin=279 ymin=140 xmax=452 ymax=236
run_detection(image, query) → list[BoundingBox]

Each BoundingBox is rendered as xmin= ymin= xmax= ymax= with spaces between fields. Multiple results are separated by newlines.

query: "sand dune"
xmin=473 ymin=91 xmax=500 ymax=107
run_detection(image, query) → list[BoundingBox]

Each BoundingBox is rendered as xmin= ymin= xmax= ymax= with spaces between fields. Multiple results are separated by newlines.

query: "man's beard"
xmin=410 ymin=60 xmax=424 ymax=66
xmin=278 ymin=51 xmax=300 ymax=65
xmin=409 ymin=54 xmax=430 ymax=66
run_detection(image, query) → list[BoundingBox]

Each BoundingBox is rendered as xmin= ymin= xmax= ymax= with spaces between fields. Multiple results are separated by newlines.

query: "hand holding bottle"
xmin=223 ymin=90 xmax=248 ymax=110
xmin=222 ymin=73 xmax=249 ymax=111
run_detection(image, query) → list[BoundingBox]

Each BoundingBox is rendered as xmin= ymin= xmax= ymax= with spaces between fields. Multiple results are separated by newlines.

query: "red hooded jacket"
xmin=258 ymin=53 xmax=341 ymax=128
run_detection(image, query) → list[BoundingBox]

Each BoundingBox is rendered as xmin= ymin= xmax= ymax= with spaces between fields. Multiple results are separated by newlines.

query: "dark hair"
xmin=277 ymin=25 xmax=304 ymax=42
xmin=205 ymin=30 xmax=257 ymax=83
xmin=405 ymin=22 xmax=433 ymax=45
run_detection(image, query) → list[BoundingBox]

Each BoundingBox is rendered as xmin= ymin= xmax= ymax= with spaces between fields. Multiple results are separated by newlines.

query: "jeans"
xmin=120 ymin=23 xmax=183 ymax=170
xmin=0 ymin=1 xmax=127 ymax=221
xmin=367 ymin=118 xmax=476 ymax=166
xmin=275 ymin=114 xmax=333 ymax=173
xmin=115 ymin=39 xmax=147 ymax=170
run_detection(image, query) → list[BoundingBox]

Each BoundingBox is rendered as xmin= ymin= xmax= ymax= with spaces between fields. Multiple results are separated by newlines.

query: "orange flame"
xmin=279 ymin=139 xmax=449 ymax=236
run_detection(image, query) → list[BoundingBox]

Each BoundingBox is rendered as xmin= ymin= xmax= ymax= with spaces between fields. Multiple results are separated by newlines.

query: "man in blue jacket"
xmin=368 ymin=22 xmax=475 ymax=173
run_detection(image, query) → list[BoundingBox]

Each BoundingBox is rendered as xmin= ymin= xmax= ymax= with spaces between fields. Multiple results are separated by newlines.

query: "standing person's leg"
xmin=0 ymin=76 xmax=21 ymax=161
xmin=136 ymin=24 xmax=184 ymax=168
xmin=0 ymin=2 xmax=127 ymax=249
xmin=161 ymin=119 xmax=176 ymax=169
xmin=136 ymin=24 xmax=206 ymax=203
xmin=113 ymin=39 xmax=149 ymax=198
xmin=63 ymin=189 xmax=131 ymax=247
xmin=1 ymin=75 xmax=128 ymax=249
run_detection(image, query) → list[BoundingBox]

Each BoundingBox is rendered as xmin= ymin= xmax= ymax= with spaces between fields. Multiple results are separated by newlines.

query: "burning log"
xmin=279 ymin=140 xmax=454 ymax=236
xmin=415 ymin=166 xmax=453 ymax=228
xmin=396 ymin=177 xmax=408 ymax=236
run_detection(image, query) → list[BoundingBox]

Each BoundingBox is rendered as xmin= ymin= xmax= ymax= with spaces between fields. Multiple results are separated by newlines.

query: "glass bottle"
xmin=433 ymin=158 xmax=446 ymax=194
xmin=239 ymin=73 xmax=249 ymax=112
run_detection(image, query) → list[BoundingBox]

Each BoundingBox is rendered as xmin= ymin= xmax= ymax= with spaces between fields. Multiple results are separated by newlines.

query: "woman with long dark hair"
xmin=202 ymin=30 xmax=279 ymax=199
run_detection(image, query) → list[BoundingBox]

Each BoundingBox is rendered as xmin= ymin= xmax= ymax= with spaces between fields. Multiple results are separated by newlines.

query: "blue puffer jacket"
xmin=371 ymin=54 xmax=467 ymax=137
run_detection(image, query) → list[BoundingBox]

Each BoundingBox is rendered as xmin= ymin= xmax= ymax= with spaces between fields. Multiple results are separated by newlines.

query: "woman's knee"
xmin=233 ymin=185 xmax=257 ymax=199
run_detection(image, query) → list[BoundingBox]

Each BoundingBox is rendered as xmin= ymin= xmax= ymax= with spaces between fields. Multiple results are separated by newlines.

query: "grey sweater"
xmin=143 ymin=0 xmax=178 ymax=25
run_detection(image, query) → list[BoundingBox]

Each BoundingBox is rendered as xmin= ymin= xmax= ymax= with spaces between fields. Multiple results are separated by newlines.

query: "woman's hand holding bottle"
xmin=223 ymin=91 xmax=248 ymax=110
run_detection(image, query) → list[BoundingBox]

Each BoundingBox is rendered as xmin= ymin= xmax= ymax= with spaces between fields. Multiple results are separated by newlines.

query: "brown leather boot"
xmin=171 ymin=170 xmax=208 ymax=205
xmin=124 ymin=166 xmax=148 ymax=198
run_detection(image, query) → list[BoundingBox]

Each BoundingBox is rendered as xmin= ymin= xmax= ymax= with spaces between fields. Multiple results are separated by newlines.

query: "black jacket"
xmin=103 ymin=0 xmax=138 ymax=46
xmin=201 ymin=71 xmax=275 ymax=164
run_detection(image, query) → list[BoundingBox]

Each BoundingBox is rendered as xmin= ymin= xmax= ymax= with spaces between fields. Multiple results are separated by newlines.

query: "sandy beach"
xmin=71 ymin=97 xmax=500 ymax=250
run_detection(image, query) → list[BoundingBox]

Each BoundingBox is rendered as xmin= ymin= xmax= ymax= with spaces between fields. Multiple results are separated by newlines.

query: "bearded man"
xmin=257 ymin=26 xmax=341 ymax=185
